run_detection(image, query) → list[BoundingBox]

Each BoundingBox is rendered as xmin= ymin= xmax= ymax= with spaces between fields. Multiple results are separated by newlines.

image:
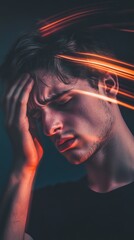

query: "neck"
xmin=85 ymin=109 xmax=134 ymax=193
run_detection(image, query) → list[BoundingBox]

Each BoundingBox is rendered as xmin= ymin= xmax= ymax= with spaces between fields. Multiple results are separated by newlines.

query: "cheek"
xmin=64 ymin=100 xmax=97 ymax=127
xmin=61 ymin=105 xmax=91 ymax=132
xmin=63 ymin=99 xmax=113 ymax=135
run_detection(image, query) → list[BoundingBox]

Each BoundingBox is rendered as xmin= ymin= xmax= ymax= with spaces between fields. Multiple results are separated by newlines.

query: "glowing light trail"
xmin=87 ymin=22 xmax=134 ymax=31
xmin=119 ymin=29 xmax=134 ymax=32
xmin=77 ymin=53 xmax=134 ymax=68
xmin=38 ymin=5 xmax=134 ymax=111
xmin=117 ymin=89 xmax=134 ymax=99
xmin=39 ymin=8 xmax=105 ymax=37
xmin=72 ymin=89 xmax=134 ymax=111
xmin=39 ymin=4 xmax=134 ymax=37
xmin=56 ymin=54 xmax=134 ymax=110
xmin=57 ymin=54 xmax=134 ymax=81
xmin=99 ymin=85 xmax=134 ymax=100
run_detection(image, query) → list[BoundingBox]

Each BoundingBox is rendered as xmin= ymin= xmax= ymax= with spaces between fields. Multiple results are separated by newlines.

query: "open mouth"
xmin=57 ymin=138 xmax=77 ymax=152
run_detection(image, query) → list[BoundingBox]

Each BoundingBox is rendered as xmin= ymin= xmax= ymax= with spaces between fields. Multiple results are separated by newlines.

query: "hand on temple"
xmin=4 ymin=73 xmax=44 ymax=172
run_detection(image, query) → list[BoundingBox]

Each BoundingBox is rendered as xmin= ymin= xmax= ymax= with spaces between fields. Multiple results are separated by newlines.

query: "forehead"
xmin=33 ymin=69 xmax=90 ymax=100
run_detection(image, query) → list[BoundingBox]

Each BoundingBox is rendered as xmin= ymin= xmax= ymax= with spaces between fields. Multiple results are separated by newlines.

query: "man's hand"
xmin=4 ymin=74 xmax=43 ymax=171
xmin=0 ymin=74 xmax=44 ymax=240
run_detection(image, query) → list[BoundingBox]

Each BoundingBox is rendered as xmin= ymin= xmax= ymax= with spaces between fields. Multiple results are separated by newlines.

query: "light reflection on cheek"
xmin=80 ymin=134 xmax=101 ymax=143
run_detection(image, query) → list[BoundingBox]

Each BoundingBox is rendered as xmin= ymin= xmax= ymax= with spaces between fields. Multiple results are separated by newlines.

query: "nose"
xmin=42 ymin=109 xmax=63 ymax=136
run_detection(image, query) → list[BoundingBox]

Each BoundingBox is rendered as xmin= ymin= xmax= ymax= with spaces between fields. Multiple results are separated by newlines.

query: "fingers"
xmin=5 ymin=74 xmax=34 ymax=130
xmin=3 ymin=74 xmax=44 ymax=165
xmin=15 ymin=78 xmax=34 ymax=126
xmin=5 ymin=74 xmax=30 ymax=118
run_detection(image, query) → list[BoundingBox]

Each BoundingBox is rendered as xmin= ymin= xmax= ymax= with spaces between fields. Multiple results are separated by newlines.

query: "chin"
xmin=64 ymin=139 xmax=105 ymax=165
xmin=63 ymin=147 xmax=95 ymax=165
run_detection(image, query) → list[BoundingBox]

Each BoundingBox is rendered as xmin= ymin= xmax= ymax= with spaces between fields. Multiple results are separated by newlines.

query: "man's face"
xmin=28 ymin=70 xmax=114 ymax=165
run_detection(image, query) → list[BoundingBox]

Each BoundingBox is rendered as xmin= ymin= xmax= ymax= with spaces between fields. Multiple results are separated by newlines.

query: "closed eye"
xmin=53 ymin=97 xmax=72 ymax=107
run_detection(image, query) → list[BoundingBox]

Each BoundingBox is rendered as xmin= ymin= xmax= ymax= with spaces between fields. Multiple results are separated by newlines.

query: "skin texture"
xmin=4 ymin=73 xmax=43 ymax=171
xmin=3 ymin=69 xmax=134 ymax=192
xmin=0 ymin=74 xmax=41 ymax=240
xmin=28 ymin=70 xmax=114 ymax=165
xmin=28 ymin=69 xmax=134 ymax=193
xmin=1 ymin=69 xmax=134 ymax=240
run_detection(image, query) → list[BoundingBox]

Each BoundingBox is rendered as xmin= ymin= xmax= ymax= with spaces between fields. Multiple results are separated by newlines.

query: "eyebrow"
xmin=37 ymin=89 xmax=72 ymax=105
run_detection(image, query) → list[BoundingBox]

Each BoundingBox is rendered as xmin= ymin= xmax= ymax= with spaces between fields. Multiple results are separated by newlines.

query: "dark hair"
xmin=0 ymin=24 xmax=114 ymax=89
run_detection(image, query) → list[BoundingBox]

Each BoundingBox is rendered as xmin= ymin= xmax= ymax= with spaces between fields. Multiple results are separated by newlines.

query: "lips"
xmin=56 ymin=137 xmax=77 ymax=153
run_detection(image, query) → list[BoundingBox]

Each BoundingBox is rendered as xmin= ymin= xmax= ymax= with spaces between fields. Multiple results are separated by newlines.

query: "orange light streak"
xmin=118 ymin=29 xmax=134 ymax=32
xmin=39 ymin=6 xmax=109 ymax=37
xmin=39 ymin=3 xmax=134 ymax=37
xmin=99 ymin=84 xmax=134 ymax=100
xmin=71 ymin=89 xmax=134 ymax=110
xmin=57 ymin=54 xmax=134 ymax=81
xmin=87 ymin=22 xmax=134 ymax=31
xmin=117 ymin=89 xmax=134 ymax=99
xmin=38 ymin=5 xmax=134 ymax=110
xmin=77 ymin=53 xmax=134 ymax=68
xmin=39 ymin=10 xmax=94 ymax=36
xmin=56 ymin=54 xmax=134 ymax=110
xmin=39 ymin=10 xmax=90 ymax=31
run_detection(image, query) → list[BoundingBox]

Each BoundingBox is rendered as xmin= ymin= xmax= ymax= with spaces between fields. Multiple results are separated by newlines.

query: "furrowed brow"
xmin=37 ymin=89 xmax=72 ymax=105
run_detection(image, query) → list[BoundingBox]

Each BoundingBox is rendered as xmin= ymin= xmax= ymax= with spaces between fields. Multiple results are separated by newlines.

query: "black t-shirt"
xmin=26 ymin=177 xmax=134 ymax=240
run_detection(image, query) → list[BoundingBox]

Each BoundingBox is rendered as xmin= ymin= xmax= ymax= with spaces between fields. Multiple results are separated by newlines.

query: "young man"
xmin=0 ymin=25 xmax=134 ymax=240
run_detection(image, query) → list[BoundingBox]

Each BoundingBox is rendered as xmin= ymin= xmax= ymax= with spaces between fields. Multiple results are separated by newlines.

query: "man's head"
xmin=0 ymin=26 xmax=119 ymax=164
xmin=0 ymin=26 xmax=115 ymax=87
xmin=28 ymin=68 xmax=118 ymax=164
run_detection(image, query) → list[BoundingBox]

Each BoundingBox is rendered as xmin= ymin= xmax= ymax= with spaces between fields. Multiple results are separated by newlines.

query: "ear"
xmin=98 ymin=73 xmax=119 ymax=98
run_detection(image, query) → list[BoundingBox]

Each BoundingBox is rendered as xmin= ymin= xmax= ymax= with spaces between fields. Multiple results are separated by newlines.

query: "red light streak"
xmin=56 ymin=54 xmax=134 ymax=110
xmin=87 ymin=22 xmax=134 ymax=31
xmin=118 ymin=29 xmax=134 ymax=33
xmin=38 ymin=5 xmax=134 ymax=110
xmin=39 ymin=8 xmax=102 ymax=37
xmin=57 ymin=54 xmax=134 ymax=81
xmin=39 ymin=4 xmax=134 ymax=37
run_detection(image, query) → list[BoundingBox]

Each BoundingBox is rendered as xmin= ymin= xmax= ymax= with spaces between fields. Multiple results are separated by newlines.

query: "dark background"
xmin=0 ymin=0 xmax=134 ymax=196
